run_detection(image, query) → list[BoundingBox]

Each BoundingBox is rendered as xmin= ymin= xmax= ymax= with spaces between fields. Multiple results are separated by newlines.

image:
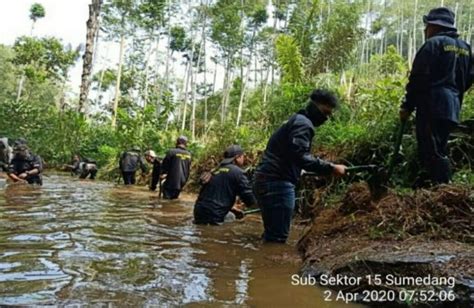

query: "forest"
xmin=0 ymin=0 xmax=472 ymax=186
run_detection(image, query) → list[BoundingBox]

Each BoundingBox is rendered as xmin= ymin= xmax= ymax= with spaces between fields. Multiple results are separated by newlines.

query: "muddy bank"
xmin=298 ymin=183 xmax=474 ymax=306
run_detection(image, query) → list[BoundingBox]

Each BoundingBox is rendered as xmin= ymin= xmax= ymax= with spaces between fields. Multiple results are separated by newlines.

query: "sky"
xmin=0 ymin=0 xmax=92 ymax=94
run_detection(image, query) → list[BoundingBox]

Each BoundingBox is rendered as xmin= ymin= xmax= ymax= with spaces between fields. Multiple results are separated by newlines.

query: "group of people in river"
xmin=1 ymin=7 xmax=473 ymax=243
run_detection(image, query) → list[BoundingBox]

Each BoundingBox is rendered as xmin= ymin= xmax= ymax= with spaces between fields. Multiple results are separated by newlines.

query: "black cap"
xmin=221 ymin=145 xmax=244 ymax=164
xmin=177 ymin=135 xmax=188 ymax=145
xmin=14 ymin=138 xmax=27 ymax=146
xmin=423 ymin=7 xmax=456 ymax=30
xmin=13 ymin=144 xmax=29 ymax=152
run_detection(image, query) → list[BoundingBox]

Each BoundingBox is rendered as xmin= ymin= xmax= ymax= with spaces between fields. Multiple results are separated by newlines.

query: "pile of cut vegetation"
xmin=298 ymin=183 xmax=474 ymax=305
xmin=301 ymin=183 xmax=473 ymax=243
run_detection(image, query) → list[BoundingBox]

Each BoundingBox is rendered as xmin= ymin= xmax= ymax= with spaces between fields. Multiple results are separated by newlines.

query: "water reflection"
xmin=0 ymin=174 xmax=359 ymax=307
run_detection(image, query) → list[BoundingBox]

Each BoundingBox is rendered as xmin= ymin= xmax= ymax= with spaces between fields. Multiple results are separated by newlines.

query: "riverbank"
xmin=297 ymin=183 xmax=474 ymax=306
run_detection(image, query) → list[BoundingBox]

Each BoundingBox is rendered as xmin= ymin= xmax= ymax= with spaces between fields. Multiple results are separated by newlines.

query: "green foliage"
xmin=29 ymin=3 xmax=45 ymax=22
xmin=101 ymin=0 xmax=137 ymax=39
xmin=2 ymin=0 xmax=473 ymax=191
xmin=309 ymin=1 xmax=363 ymax=74
xmin=287 ymin=0 xmax=319 ymax=58
xmin=12 ymin=36 xmax=79 ymax=82
xmin=369 ymin=45 xmax=407 ymax=77
xmin=275 ymin=35 xmax=303 ymax=84
xmin=169 ymin=26 xmax=189 ymax=53
xmin=137 ymin=0 xmax=166 ymax=30
xmin=210 ymin=0 xmax=243 ymax=57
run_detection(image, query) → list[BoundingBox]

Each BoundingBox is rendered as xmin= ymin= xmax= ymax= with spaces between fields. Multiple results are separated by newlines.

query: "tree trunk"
xmin=411 ymin=0 xmax=418 ymax=63
xmin=181 ymin=53 xmax=193 ymax=132
xmin=236 ymin=29 xmax=256 ymax=127
xmin=15 ymin=76 xmax=25 ymax=104
xmin=78 ymin=0 xmax=102 ymax=114
xmin=467 ymin=0 xmax=473 ymax=43
xmin=220 ymin=58 xmax=230 ymax=123
xmin=158 ymin=0 xmax=172 ymax=121
xmin=111 ymin=33 xmax=126 ymax=129
xmin=212 ymin=60 xmax=218 ymax=94
xmin=191 ymin=40 xmax=203 ymax=141
xmin=203 ymin=45 xmax=208 ymax=135
xmin=400 ymin=1 xmax=404 ymax=57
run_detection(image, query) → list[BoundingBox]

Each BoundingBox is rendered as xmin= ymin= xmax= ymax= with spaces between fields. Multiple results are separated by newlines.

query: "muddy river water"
xmin=0 ymin=174 xmax=359 ymax=307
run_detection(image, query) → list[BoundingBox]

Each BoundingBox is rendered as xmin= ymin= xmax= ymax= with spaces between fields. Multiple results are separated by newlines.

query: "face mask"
xmin=306 ymin=102 xmax=329 ymax=126
xmin=15 ymin=150 xmax=29 ymax=159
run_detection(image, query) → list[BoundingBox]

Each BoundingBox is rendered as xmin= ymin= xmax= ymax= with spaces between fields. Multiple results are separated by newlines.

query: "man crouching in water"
xmin=68 ymin=154 xmax=98 ymax=180
xmin=193 ymin=145 xmax=257 ymax=225
xmin=7 ymin=144 xmax=43 ymax=185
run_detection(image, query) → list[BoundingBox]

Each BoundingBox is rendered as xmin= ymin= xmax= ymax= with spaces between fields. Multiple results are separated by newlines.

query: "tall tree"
xmin=102 ymin=0 xmax=137 ymax=128
xmin=16 ymin=3 xmax=46 ymax=104
xmin=210 ymin=0 xmax=244 ymax=123
xmin=236 ymin=4 xmax=267 ymax=126
xmin=29 ymin=3 xmax=46 ymax=34
xmin=79 ymin=0 xmax=102 ymax=114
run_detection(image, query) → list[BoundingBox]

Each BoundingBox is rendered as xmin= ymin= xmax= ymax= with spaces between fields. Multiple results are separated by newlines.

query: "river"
xmin=0 ymin=174 xmax=359 ymax=307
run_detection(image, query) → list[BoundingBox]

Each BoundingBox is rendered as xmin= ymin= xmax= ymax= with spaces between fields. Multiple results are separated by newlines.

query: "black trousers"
xmin=80 ymin=169 xmax=97 ymax=180
xmin=416 ymin=117 xmax=455 ymax=185
xmin=162 ymin=188 xmax=181 ymax=199
xmin=122 ymin=171 xmax=136 ymax=185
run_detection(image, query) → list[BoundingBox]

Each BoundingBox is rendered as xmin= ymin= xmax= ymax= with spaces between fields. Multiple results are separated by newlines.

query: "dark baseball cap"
xmin=14 ymin=138 xmax=27 ymax=146
xmin=221 ymin=145 xmax=244 ymax=164
xmin=177 ymin=135 xmax=188 ymax=145
xmin=423 ymin=7 xmax=456 ymax=30
xmin=13 ymin=144 xmax=29 ymax=152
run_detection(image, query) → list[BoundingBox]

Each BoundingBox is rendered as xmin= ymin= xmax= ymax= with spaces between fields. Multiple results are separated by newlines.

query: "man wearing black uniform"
xmin=119 ymin=146 xmax=147 ymax=185
xmin=68 ymin=154 xmax=98 ymax=180
xmin=400 ymin=7 xmax=473 ymax=185
xmin=254 ymin=89 xmax=347 ymax=243
xmin=160 ymin=136 xmax=191 ymax=199
xmin=7 ymin=144 xmax=43 ymax=185
xmin=144 ymin=150 xmax=161 ymax=191
xmin=194 ymin=145 xmax=257 ymax=225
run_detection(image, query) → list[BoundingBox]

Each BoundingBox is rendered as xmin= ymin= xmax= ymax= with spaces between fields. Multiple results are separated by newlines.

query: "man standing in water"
xmin=144 ymin=150 xmax=161 ymax=192
xmin=400 ymin=7 xmax=473 ymax=186
xmin=7 ymin=144 xmax=43 ymax=185
xmin=160 ymin=136 xmax=191 ymax=199
xmin=119 ymin=146 xmax=147 ymax=185
xmin=254 ymin=89 xmax=347 ymax=243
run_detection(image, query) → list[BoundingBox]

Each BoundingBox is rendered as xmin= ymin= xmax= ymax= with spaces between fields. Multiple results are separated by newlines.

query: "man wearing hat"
xmin=119 ymin=146 xmax=147 ymax=185
xmin=254 ymin=89 xmax=347 ymax=243
xmin=7 ymin=144 xmax=43 ymax=185
xmin=160 ymin=136 xmax=192 ymax=199
xmin=144 ymin=150 xmax=162 ymax=191
xmin=194 ymin=145 xmax=257 ymax=225
xmin=400 ymin=7 xmax=473 ymax=186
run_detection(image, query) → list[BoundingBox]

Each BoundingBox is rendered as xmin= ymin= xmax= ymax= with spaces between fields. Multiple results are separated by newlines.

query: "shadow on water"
xmin=0 ymin=174 xmax=360 ymax=307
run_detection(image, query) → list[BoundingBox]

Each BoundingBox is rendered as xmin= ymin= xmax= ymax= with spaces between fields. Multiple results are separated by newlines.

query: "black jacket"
xmin=119 ymin=151 xmax=147 ymax=173
xmin=255 ymin=110 xmax=334 ymax=184
xmin=8 ymin=154 xmax=43 ymax=185
xmin=162 ymin=147 xmax=191 ymax=191
xmin=149 ymin=158 xmax=161 ymax=191
xmin=402 ymin=31 xmax=473 ymax=123
xmin=194 ymin=162 xmax=257 ymax=224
